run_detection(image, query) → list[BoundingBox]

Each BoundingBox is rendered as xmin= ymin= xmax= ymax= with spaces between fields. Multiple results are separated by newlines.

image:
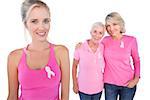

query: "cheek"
xmin=118 ymin=26 xmax=122 ymax=31
xmin=106 ymin=27 xmax=110 ymax=32
xmin=105 ymin=28 xmax=110 ymax=34
xmin=91 ymin=33 xmax=95 ymax=38
xmin=91 ymin=33 xmax=102 ymax=39
xmin=115 ymin=25 xmax=121 ymax=30
xmin=91 ymin=31 xmax=96 ymax=36
xmin=47 ymin=25 xmax=50 ymax=30
xmin=45 ymin=24 xmax=50 ymax=31
xmin=26 ymin=23 xmax=35 ymax=32
xmin=98 ymin=35 xmax=103 ymax=39
xmin=29 ymin=26 xmax=37 ymax=33
xmin=91 ymin=33 xmax=96 ymax=39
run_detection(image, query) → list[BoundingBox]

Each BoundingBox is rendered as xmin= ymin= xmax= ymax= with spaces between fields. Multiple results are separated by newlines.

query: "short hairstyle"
xmin=91 ymin=22 xmax=105 ymax=32
xmin=105 ymin=12 xmax=126 ymax=33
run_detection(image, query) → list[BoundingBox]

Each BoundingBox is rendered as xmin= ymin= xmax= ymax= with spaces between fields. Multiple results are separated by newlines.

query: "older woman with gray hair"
xmin=72 ymin=22 xmax=105 ymax=100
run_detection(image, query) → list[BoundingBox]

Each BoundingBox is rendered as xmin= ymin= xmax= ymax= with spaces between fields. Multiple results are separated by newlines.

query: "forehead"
xmin=106 ymin=18 xmax=120 ymax=25
xmin=28 ymin=6 xmax=50 ymax=19
xmin=92 ymin=26 xmax=104 ymax=31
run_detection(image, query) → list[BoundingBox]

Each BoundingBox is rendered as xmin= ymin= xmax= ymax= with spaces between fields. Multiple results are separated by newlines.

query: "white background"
xmin=0 ymin=0 xmax=149 ymax=99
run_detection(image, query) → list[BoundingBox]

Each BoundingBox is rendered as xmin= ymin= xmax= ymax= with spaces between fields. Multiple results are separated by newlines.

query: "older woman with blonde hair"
xmin=102 ymin=12 xmax=140 ymax=100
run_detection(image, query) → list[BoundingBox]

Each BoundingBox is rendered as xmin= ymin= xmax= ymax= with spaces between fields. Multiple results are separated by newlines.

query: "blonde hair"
xmin=105 ymin=12 xmax=126 ymax=33
xmin=21 ymin=0 xmax=50 ymax=23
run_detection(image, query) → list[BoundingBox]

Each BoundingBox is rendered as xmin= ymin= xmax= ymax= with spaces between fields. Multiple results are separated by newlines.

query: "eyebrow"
xmin=29 ymin=17 xmax=50 ymax=20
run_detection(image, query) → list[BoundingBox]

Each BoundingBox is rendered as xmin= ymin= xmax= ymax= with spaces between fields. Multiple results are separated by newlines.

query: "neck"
xmin=29 ymin=40 xmax=49 ymax=51
xmin=89 ymin=39 xmax=99 ymax=46
xmin=112 ymin=33 xmax=123 ymax=40
xmin=88 ymin=39 xmax=98 ymax=53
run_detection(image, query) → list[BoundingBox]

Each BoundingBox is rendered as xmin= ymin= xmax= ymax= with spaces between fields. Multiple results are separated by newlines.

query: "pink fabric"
xmin=18 ymin=44 xmax=61 ymax=100
xmin=102 ymin=35 xmax=140 ymax=86
xmin=74 ymin=40 xmax=105 ymax=94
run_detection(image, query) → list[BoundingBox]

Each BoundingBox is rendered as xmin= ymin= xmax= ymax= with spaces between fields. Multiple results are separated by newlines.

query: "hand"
xmin=127 ymin=76 xmax=139 ymax=88
xmin=75 ymin=42 xmax=82 ymax=49
xmin=73 ymin=82 xmax=79 ymax=94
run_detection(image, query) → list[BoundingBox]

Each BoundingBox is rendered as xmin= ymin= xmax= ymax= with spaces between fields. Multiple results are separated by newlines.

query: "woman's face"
xmin=26 ymin=6 xmax=50 ymax=42
xmin=105 ymin=19 xmax=121 ymax=37
xmin=91 ymin=26 xmax=105 ymax=43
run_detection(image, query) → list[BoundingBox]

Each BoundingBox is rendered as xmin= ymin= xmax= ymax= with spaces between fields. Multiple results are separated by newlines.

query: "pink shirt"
xmin=18 ymin=44 xmax=61 ymax=100
xmin=74 ymin=40 xmax=105 ymax=94
xmin=102 ymin=35 xmax=140 ymax=86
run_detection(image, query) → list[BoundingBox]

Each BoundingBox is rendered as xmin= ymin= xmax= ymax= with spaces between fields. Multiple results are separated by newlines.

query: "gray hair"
xmin=90 ymin=22 xmax=105 ymax=32
xmin=21 ymin=0 xmax=50 ymax=23
xmin=105 ymin=12 xmax=126 ymax=33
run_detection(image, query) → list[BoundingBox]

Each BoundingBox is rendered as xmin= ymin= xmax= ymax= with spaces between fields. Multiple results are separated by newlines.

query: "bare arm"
xmin=72 ymin=59 xmax=79 ymax=94
xmin=55 ymin=45 xmax=70 ymax=100
xmin=7 ymin=49 xmax=22 ymax=100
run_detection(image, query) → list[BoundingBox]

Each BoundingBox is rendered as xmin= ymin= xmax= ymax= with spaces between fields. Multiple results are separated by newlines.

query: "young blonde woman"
xmin=7 ymin=0 xmax=70 ymax=100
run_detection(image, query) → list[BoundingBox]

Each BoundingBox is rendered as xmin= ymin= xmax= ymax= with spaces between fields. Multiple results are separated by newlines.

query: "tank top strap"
xmin=49 ymin=43 xmax=55 ymax=59
xmin=18 ymin=46 xmax=28 ymax=70
xmin=22 ymin=44 xmax=30 ymax=54
xmin=21 ymin=45 xmax=29 ymax=59
xmin=48 ymin=43 xmax=58 ymax=66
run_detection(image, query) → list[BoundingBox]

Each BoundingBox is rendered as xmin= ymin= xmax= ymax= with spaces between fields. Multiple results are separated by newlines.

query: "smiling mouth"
xmin=109 ymin=31 xmax=116 ymax=35
xmin=36 ymin=32 xmax=47 ymax=37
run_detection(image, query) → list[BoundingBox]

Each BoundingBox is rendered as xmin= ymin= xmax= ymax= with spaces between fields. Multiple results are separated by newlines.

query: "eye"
xmin=113 ymin=23 xmax=118 ymax=26
xmin=43 ymin=18 xmax=50 ymax=24
xmin=93 ymin=30 xmax=97 ymax=33
xmin=31 ymin=19 xmax=38 ymax=24
xmin=99 ymin=32 xmax=103 ymax=35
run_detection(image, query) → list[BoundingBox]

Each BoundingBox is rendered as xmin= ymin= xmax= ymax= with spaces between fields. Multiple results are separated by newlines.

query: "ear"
xmin=104 ymin=26 xmax=106 ymax=32
xmin=90 ymin=30 xmax=93 ymax=35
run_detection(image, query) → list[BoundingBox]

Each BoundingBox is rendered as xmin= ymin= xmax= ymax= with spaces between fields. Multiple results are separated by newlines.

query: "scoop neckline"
xmin=110 ymin=35 xmax=125 ymax=41
xmin=24 ymin=43 xmax=52 ymax=71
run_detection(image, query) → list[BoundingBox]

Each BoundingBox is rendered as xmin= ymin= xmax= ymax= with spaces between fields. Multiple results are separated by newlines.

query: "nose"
xmin=38 ymin=22 xmax=45 ymax=30
xmin=110 ymin=25 xmax=114 ymax=31
xmin=96 ymin=32 xmax=100 ymax=37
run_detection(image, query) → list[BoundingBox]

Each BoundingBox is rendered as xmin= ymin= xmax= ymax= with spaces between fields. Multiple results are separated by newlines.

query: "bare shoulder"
xmin=54 ymin=45 xmax=69 ymax=54
xmin=8 ymin=48 xmax=23 ymax=58
xmin=53 ymin=45 xmax=69 ymax=66
xmin=8 ymin=48 xmax=23 ymax=67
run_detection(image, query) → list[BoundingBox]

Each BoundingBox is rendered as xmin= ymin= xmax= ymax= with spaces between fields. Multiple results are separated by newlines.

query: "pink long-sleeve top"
xmin=74 ymin=40 xmax=105 ymax=94
xmin=102 ymin=35 xmax=140 ymax=86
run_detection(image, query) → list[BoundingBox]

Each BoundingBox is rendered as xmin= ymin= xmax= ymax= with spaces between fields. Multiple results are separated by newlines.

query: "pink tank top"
xmin=18 ymin=44 xmax=61 ymax=100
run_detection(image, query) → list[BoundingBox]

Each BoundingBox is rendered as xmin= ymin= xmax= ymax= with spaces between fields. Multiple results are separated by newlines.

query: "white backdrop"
xmin=0 ymin=0 xmax=149 ymax=99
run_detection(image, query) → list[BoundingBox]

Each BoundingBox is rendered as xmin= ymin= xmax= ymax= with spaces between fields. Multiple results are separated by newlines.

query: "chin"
xmin=93 ymin=40 xmax=99 ymax=43
xmin=111 ymin=33 xmax=117 ymax=37
xmin=38 ymin=38 xmax=47 ymax=42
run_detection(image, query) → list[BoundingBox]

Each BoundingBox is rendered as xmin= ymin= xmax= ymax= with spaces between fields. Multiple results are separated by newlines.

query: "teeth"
xmin=37 ymin=32 xmax=46 ymax=36
xmin=39 ymin=32 xmax=45 ymax=35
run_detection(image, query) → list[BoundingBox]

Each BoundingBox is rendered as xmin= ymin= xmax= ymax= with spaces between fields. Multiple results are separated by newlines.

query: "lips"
xmin=36 ymin=32 xmax=46 ymax=37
